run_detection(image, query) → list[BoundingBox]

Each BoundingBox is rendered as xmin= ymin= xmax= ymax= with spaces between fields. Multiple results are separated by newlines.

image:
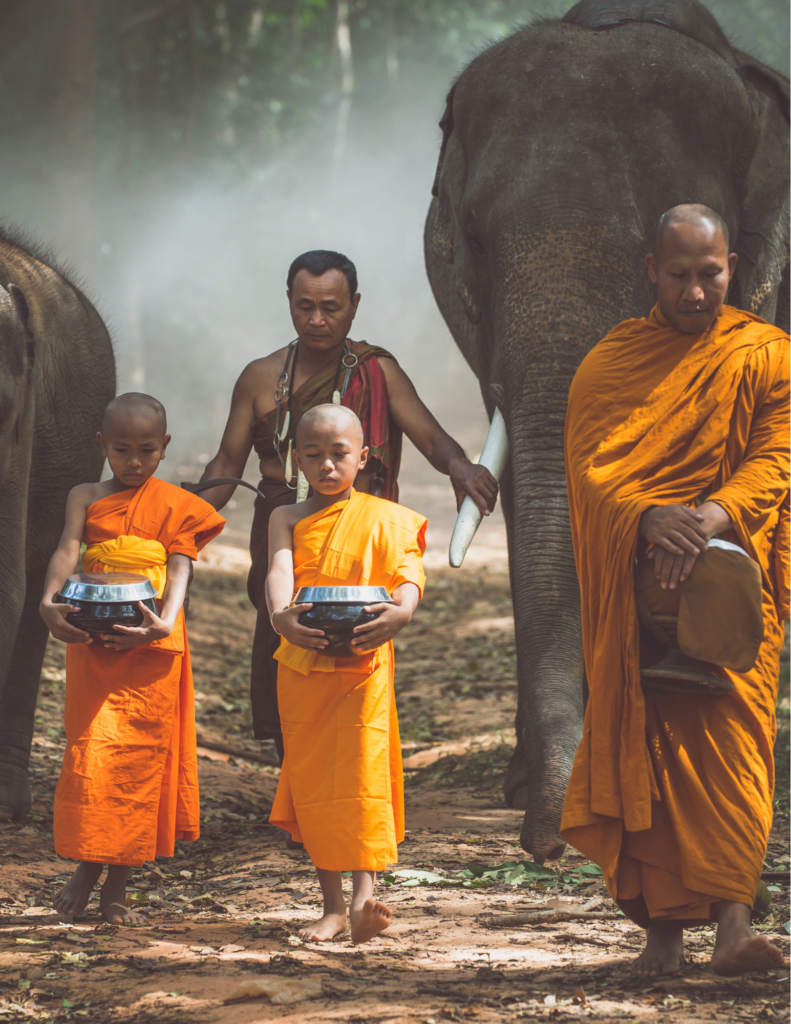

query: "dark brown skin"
xmin=199 ymin=268 xmax=498 ymax=514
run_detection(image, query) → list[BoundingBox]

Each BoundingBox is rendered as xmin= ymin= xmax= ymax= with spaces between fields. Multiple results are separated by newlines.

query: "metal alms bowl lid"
xmin=58 ymin=572 xmax=158 ymax=604
xmin=294 ymin=586 xmax=392 ymax=605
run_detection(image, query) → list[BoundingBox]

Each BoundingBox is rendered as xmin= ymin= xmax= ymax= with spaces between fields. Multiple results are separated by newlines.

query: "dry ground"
xmin=1 ymin=555 xmax=788 ymax=1023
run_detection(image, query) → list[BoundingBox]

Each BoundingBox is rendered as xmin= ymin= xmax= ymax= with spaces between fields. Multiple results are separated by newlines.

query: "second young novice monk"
xmin=39 ymin=393 xmax=225 ymax=924
xmin=266 ymin=404 xmax=426 ymax=943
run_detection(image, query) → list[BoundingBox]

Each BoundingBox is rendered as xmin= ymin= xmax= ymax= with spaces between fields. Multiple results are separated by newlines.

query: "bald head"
xmin=102 ymin=392 xmax=167 ymax=436
xmin=296 ymin=404 xmax=364 ymax=447
xmin=647 ymin=204 xmax=737 ymax=334
xmin=654 ymin=204 xmax=729 ymax=259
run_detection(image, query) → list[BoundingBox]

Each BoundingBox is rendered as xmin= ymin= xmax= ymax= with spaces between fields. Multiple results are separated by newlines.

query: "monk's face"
xmin=646 ymin=222 xmax=738 ymax=334
xmin=295 ymin=420 xmax=368 ymax=496
xmin=288 ymin=269 xmax=361 ymax=357
xmin=98 ymin=413 xmax=171 ymax=488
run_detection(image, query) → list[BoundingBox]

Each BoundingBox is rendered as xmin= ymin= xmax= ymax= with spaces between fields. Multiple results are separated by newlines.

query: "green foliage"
xmin=3 ymin=0 xmax=784 ymax=186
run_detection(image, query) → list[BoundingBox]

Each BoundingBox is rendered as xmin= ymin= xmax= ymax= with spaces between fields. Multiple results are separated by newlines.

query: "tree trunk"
xmin=57 ymin=0 xmax=101 ymax=270
xmin=333 ymin=0 xmax=354 ymax=169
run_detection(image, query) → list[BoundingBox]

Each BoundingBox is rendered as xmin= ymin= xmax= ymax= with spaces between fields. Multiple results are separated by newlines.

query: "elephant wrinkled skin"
xmin=0 ymin=229 xmax=115 ymax=821
xmin=425 ymin=0 xmax=789 ymax=862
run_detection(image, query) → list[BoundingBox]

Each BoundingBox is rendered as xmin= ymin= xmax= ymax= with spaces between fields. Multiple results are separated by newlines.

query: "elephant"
xmin=425 ymin=0 xmax=789 ymax=863
xmin=0 ymin=227 xmax=115 ymax=821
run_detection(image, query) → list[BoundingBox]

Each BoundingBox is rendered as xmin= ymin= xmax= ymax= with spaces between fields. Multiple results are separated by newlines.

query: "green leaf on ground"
xmin=577 ymin=864 xmax=603 ymax=876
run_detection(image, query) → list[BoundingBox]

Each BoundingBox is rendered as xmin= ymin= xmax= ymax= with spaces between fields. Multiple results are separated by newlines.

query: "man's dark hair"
xmin=287 ymin=250 xmax=358 ymax=298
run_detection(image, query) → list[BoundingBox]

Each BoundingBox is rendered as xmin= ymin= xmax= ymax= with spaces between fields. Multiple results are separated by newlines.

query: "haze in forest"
xmin=0 ymin=0 xmax=788 ymax=493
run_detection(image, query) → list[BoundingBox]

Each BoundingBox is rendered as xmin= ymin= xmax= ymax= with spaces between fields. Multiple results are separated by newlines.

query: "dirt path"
xmin=1 ymin=560 xmax=788 ymax=1023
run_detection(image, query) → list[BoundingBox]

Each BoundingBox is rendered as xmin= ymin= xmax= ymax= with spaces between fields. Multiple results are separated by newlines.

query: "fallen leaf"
xmin=66 ymin=932 xmax=90 ymax=944
xmin=219 ymin=944 xmax=245 ymax=953
xmin=224 ymin=976 xmax=322 ymax=1005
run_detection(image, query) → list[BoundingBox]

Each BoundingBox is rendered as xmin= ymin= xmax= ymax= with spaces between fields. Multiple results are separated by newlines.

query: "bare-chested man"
xmin=199 ymin=249 xmax=497 ymax=760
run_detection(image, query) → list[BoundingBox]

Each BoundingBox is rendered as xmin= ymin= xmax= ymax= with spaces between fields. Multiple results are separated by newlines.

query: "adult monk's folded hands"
xmin=639 ymin=504 xmax=710 ymax=591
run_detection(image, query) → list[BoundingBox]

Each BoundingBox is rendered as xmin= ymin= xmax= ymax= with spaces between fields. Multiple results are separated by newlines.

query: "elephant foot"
xmin=0 ymin=772 xmax=32 ymax=823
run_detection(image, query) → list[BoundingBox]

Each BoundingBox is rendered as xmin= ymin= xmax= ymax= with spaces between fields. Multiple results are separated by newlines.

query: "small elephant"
xmin=0 ymin=228 xmax=115 ymax=821
xmin=425 ymin=0 xmax=789 ymax=862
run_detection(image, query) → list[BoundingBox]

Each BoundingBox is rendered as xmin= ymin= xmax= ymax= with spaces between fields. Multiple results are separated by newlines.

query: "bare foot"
xmin=99 ymin=865 xmax=144 ymax=925
xmin=633 ymin=921 xmax=683 ymax=976
xmin=298 ymin=911 xmax=348 ymax=942
xmin=53 ymin=862 xmax=103 ymax=922
xmin=712 ymin=902 xmax=785 ymax=976
xmin=350 ymin=898 xmax=392 ymax=944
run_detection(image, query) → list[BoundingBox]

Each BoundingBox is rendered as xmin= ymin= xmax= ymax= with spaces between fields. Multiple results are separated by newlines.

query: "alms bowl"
xmin=295 ymin=586 xmax=392 ymax=657
xmin=54 ymin=572 xmax=159 ymax=634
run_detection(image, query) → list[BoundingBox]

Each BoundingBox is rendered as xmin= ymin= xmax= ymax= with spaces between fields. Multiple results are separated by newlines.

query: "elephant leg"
xmin=0 ymin=565 xmax=50 ymax=822
xmin=497 ymin=466 xmax=531 ymax=811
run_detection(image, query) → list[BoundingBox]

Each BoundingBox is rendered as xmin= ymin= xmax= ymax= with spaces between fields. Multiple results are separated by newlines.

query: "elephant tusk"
xmin=449 ymin=407 xmax=509 ymax=568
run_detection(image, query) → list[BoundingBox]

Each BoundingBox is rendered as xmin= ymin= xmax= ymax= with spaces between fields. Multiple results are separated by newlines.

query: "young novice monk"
xmin=267 ymin=404 xmax=426 ymax=943
xmin=39 ymin=393 xmax=225 ymax=924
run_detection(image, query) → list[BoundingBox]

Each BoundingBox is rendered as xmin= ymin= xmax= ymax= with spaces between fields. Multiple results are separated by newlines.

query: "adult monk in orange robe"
xmin=266 ymin=404 xmax=426 ymax=943
xmin=561 ymin=205 xmax=788 ymax=977
xmin=40 ymin=394 xmax=224 ymax=924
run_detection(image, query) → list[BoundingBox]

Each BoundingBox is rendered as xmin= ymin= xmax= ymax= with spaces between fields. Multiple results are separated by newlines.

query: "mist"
xmin=0 ymin=0 xmax=787 ymax=540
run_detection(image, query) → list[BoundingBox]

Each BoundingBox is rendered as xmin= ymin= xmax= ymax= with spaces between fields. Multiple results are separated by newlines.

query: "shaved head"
xmin=296 ymin=404 xmax=364 ymax=447
xmin=646 ymin=204 xmax=737 ymax=334
xmin=654 ymin=204 xmax=729 ymax=259
xmin=102 ymin=392 xmax=167 ymax=436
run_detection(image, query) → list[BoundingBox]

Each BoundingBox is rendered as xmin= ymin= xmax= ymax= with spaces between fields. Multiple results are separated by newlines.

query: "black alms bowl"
xmin=55 ymin=572 xmax=159 ymax=635
xmin=295 ymin=586 xmax=393 ymax=657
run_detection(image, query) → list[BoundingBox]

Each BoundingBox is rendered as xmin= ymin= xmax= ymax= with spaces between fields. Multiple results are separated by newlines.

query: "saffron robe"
xmin=53 ymin=477 xmax=225 ymax=866
xmin=561 ymin=304 xmax=789 ymax=925
xmin=269 ymin=490 xmax=426 ymax=872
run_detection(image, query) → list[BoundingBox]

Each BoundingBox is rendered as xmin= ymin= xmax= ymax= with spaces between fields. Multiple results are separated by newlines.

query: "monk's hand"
xmin=351 ymin=602 xmax=412 ymax=651
xmin=39 ymin=599 xmax=92 ymax=644
xmin=640 ymin=504 xmax=709 ymax=590
xmin=100 ymin=601 xmax=173 ymax=649
xmin=448 ymin=456 xmax=499 ymax=515
xmin=272 ymin=603 xmax=329 ymax=651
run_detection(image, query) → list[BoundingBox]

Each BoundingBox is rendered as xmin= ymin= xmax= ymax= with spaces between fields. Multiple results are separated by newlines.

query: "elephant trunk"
xmin=504 ymin=398 xmax=585 ymax=862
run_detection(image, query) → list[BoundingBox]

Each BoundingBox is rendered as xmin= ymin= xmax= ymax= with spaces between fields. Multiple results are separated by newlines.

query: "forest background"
xmin=0 ymin=0 xmax=788 ymax=477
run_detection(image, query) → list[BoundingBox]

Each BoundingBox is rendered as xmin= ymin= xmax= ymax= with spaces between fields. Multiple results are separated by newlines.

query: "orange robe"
xmin=269 ymin=490 xmax=426 ymax=872
xmin=561 ymin=304 xmax=789 ymax=925
xmin=54 ymin=477 xmax=225 ymax=866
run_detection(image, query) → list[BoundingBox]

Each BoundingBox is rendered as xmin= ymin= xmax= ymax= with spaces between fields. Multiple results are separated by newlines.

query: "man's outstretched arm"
xmin=198 ymin=364 xmax=259 ymax=510
xmin=380 ymin=358 xmax=498 ymax=514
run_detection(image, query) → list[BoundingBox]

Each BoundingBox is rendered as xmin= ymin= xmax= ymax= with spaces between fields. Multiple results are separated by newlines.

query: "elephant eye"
xmin=466 ymin=226 xmax=485 ymax=257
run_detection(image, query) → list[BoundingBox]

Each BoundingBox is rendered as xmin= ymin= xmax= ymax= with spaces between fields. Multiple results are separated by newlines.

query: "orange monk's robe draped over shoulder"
xmin=561 ymin=305 xmax=789 ymax=925
xmin=269 ymin=490 xmax=426 ymax=872
xmin=54 ymin=477 xmax=225 ymax=866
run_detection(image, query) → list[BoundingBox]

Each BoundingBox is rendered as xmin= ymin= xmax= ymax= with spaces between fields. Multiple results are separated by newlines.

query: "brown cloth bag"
xmin=636 ymin=542 xmax=764 ymax=673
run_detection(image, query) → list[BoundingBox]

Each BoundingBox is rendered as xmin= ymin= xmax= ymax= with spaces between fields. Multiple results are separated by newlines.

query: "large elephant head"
xmin=425 ymin=0 xmax=789 ymax=862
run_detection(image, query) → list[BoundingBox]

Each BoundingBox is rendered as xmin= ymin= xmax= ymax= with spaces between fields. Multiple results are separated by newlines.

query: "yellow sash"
xmin=83 ymin=535 xmax=168 ymax=598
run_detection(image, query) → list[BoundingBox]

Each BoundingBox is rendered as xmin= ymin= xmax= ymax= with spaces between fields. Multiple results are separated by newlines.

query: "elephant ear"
xmin=431 ymin=84 xmax=456 ymax=199
xmin=733 ymin=59 xmax=790 ymax=330
xmin=7 ymin=283 xmax=31 ymax=331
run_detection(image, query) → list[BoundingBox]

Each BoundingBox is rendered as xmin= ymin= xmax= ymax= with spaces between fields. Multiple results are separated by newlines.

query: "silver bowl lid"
xmin=294 ymin=586 xmax=392 ymax=604
xmin=59 ymin=572 xmax=158 ymax=603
